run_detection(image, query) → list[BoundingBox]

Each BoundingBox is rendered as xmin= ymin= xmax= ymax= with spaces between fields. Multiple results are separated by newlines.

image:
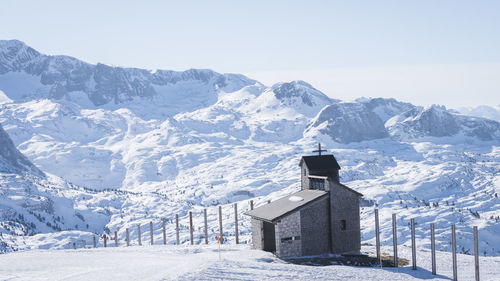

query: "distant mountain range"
xmin=0 ymin=39 xmax=498 ymax=256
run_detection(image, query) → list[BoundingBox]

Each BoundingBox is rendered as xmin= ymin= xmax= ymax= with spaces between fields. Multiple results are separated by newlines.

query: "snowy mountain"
xmin=455 ymin=105 xmax=500 ymax=123
xmin=357 ymin=97 xmax=415 ymax=122
xmin=0 ymin=39 xmax=258 ymax=119
xmin=306 ymin=102 xmax=389 ymax=144
xmin=0 ymin=40 xmax=498 ymax=257
xmin=0 ymin=124 xmax=44 ymax=177
xmin=387 ymin=105 xmax=500 ymax=141
xmin=0 ymin=123 xmax=112 ymax=252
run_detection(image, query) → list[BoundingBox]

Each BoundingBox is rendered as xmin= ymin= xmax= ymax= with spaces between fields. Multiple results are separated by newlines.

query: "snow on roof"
xmin=244 ymin=190 xmax=328 ymax=222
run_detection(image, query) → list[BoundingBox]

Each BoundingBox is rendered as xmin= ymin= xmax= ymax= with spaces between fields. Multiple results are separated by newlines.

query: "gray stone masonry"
xmin=275 ymin=212 xmax=301 ymax=257
xmin=300 ymin=196 xmax=331 ymax=256
xmin=251 ymin=218 xmax=264 ymax=250
xmin=330 ymin=181 xmax=361 ymax=254
xmin=300 ymin=162 xmax=310 ymax=191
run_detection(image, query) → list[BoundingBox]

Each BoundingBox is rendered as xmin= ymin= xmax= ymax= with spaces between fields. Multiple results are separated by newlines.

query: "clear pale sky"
xmin=1 ymin=0 xmax=499 ymax=108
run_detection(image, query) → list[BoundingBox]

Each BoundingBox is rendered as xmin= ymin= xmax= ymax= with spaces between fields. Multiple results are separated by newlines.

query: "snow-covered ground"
xmin=0 ymin=244 xmax=497 ymax=280
xmin=0 ymin=39 xmax=499 ymax=259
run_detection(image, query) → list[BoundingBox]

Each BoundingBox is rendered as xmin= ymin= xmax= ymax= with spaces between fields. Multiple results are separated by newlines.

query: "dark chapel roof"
xmin=299 ymin=154 xmax=341 ymax=170
xmin=244 ymin=190 xmax=328 ymax=222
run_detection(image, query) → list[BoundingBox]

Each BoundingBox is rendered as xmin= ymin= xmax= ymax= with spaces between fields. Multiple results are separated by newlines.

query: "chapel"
xmin=245 ymin=144 xmax=363 ymax=257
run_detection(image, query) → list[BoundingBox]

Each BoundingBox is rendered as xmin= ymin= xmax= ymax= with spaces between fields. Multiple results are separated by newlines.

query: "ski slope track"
xmin=0 ymin=40 xmax=498 ymax=263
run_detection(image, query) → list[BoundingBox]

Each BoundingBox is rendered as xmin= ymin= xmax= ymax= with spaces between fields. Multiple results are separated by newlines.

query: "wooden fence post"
xmin=411 ymin=218 xmax=416 ymax=270
xmin=474 ymin=226 xmax=480 ymax=281
xmin=162 ymin=218 xmax=167 ymax=245
xmin=234 ymin=203 xmax=239 ymax=244
xmin=150 ymin=221 xmax=154 ymax=245
xmin=104 ymin=234 xmax=107 ymax=248
xmin=452 ymin=224 xmax=457 ymax=281
xmin=375 ymin=209 xmax=380 ymax=261
xmin=250 ymin=200 xmax=254 ymax=210
xmin=114 ymin=231 xmax=118 ymax=247
xmin=175 ymin=214 xmax=180 ymax=245
xmin=392 ymin=214 xmax=398 ymax=267
xmin=431 ymin=223 xmax=436 ymax=275
xmin=138 ymin=224 xmax=142 ymax=246
xmin=219 ymin=206 xmax=223 ymax=244
xmin=93 ymin=236 xmax=96 ymax=248
xmin=189 ymin=211 xmax=194 ymax=245
xmin=73 ymin=242 xmax=76 ymax=250
xmin=126 ymin=228 xmax=130 ymax=246
xmin=204 ymin=209 xmax=208 ymax=244
xmin=83 ymin=240 xmax=86 ymax=249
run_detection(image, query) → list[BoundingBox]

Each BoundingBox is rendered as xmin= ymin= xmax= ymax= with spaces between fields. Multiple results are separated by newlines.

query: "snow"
xmin=0 ymin=90 xmax=12 ymax=104
xmin=0 ymin=40 xmax=499 ymax=260
xmin=456 ymin=105 xmax=500 ymax=122
xmin=0 ymin=244 xmax=498 ymax=280
xmin=288 ymin=196 xmax=303 ymax=202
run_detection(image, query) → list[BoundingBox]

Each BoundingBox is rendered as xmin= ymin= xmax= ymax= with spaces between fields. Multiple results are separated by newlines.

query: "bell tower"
xmin=299 ymin=143 xmax=341 ymax=190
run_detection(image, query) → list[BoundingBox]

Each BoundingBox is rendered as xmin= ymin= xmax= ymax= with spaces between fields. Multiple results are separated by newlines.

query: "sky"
xmin=1 ymin=0 xmax=499 ymax=108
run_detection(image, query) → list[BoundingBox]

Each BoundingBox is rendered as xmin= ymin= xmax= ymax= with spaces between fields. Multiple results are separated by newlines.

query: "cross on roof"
xmin=313 ymin=143 xmax=327 ymax=156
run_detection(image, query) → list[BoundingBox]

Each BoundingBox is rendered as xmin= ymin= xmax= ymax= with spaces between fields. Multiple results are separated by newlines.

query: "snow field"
xmin=0 ymin=244 xmax=498 ymax=280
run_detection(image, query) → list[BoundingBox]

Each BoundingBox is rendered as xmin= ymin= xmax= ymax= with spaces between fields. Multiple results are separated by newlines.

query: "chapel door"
xmin=263 ymin=221 xmax=276 ymax=252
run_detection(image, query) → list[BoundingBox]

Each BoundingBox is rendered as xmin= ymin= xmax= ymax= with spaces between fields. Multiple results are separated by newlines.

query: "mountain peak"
xmin=0 ymin=39 xmax=26 ymax=49
xmin=307 ymin=102 xmax=389 ymax=143
xmin=0 ymin=39 xmax=42 ymax=73
xmin=271 ymin=80 xmax=335 ymax=107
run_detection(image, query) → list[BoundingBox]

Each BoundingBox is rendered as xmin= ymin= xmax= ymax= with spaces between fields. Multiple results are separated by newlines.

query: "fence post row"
xmin=73 ymin=204 xmax=483 ymax=281
xmin=452 ymin=224 xmax=457 ymax=281
xmin=374 ymin=209 xmax=380 ymax=261
xmin=392 ymin=214 xmax=398 ymax=267
xmin=204 ymin=209 xmax=208 ymax=245
xmin=138 ymin=224 xmax=142 ymax=246
xmin=431 ymin=223 xmax=436 ymax=275
xmin=218 ymin=206 xmax=223 ymax=244
xmin=175 ymin=214 xmax=180 ymax=245
xmin=150 ymin=221 xmax=154 ymax=245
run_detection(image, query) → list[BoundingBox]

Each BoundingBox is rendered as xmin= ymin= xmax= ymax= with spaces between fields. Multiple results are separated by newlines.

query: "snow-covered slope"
xmin=0 ymin=124 xmax=44 ymax=177
xmin=387 ymin=105 xmax=500 ymax=141
xmin=306 ymin=102 xmax=389 ymax=143
xmin=0 ymin=124 xmax=116 ymax=252
xmin=0 ymin=40 xmax=498 ymax=257
xmin=0 ymin=40 xmax=259 ymax=119
xmin=456 ymin=105 xmax=500 ymax=123
xmin=357 ymin=97 xmax=415 ymax=122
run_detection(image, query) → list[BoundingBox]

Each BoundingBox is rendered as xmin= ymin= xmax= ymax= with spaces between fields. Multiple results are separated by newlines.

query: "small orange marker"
xmin=379 ymin=248 xmax=382 ymax=268
xmin=217 ymin=232 xmax=221 ymax=260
